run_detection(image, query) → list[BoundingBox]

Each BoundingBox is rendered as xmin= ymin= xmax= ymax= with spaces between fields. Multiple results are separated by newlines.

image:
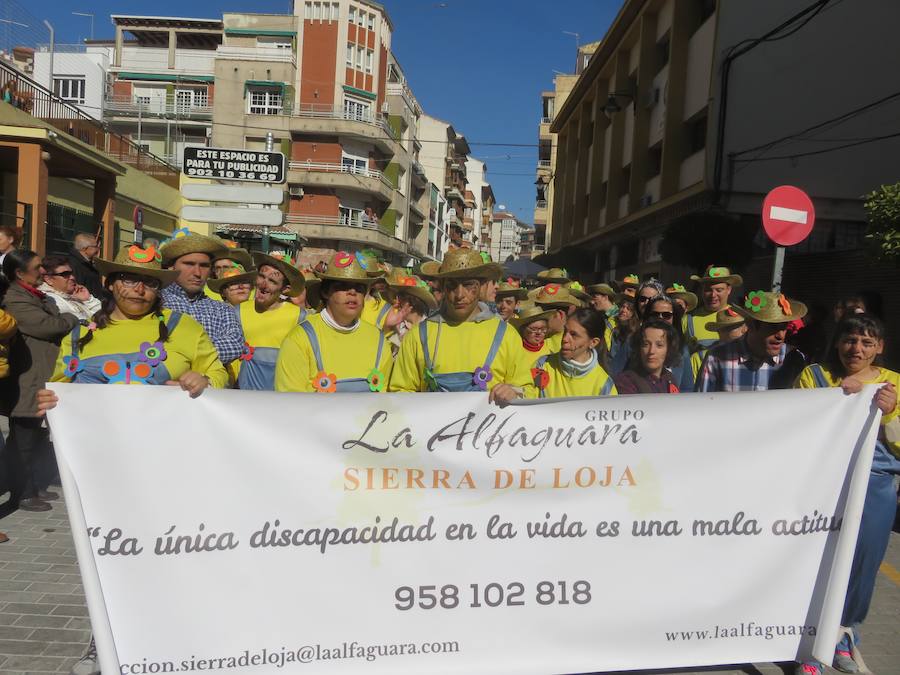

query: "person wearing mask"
xmin=1 ymin=250 xmax=79 ymax=513
xmin=158 ymin=229 xmax=244 ymax=368
xmin=275 ymin=251 xmax=392 ymax=393
xmin=495 ymin=282 xmax=527 ymax=321
xmin=644 ymin=295 xmax=693 ymax=391
xmin=38 ymin=256 xmax=102 ymax=323
xmin=0 ymin=225 xmax=18 ymax=265
xmin=493 ymin=308 xmax=617 ymax=402
xmin=614 ymin=320 xmax=681 ymax=394
xmin=696 ymin=290 xmax=807 ymax=392
xmin=792 ymin=314 xmax=897 ymax=675
xmin=389 ymin=249 xmax=526 ymax=393
xmin=235 ymin=253 xmax=305 ymax=391
xmin=67 ymin=232 xmax=106 ymax=301
xmin=686 ymin=265 xmax=742 ymax=352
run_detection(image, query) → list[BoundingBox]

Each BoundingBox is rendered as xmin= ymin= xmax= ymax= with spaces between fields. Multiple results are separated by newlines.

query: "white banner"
xmin=47 ymin=384 xmax=882 ymax=674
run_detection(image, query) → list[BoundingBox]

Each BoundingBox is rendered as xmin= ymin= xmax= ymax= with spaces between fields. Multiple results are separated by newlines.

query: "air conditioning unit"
xmin=289 ymin=186 xmax=305 ymax=197
xmin=644 ymin=87 xmax=660 ymax=110
xmin=639 ymin=194 xmax=653 ymax=208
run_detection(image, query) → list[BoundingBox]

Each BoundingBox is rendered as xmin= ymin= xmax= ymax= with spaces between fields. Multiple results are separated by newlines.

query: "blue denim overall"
xmin=298 ymin=321 xmax=385 ymax=392
xmin=419 ymin=319 xmax=507 ymax=392
xmin=237 ymin=309 xmax=306 ymax=391
xmin=808 ymin=364 xmax=899 ymax=627
xmin=532 ymin=353 xmax=615 ymax=399
xmin=64 ymin=313 xmax=183 ymax=385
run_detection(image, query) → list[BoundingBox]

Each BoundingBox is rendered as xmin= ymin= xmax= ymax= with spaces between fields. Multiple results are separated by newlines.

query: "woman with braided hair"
xmin=36 ymin=245 xmax=227 ymax=411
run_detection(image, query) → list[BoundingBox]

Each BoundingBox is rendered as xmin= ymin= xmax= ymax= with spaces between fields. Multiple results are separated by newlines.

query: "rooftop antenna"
xmin=562 ymin=30 xmax=580 ymax=49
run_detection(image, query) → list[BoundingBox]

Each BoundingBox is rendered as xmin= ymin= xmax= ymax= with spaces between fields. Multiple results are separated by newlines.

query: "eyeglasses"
xmin=117 ymin=274 xmax=161 ymax=291
xmin=524 ymin=325 xmax=548 ymax=334
xmin=46 ymin=270 xmax=74 ymax=278
xmin=637 ymin=295 xmax=655 ymax=304
xmin=649 ymin=311 xmax=674 ymax=320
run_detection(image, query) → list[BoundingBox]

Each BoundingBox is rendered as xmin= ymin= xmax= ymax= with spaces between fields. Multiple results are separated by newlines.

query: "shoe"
xmin=0 ymin=532 xmax=8 ymax=544
xmin=70 ymin=637 xmax=99 ymax=675
xmin=38 ymin=489 xmax=59 ymax=501
xmin=18 ymin=497 xmax=52 ymax=512
xmin=795 ymin=662 xmax=822 ymax=675
xmin=833 ymin=628 xmax=861 ymax=673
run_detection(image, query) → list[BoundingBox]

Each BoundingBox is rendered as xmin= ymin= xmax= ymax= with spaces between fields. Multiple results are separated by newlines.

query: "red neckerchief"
xmin=522 ymin=339 xmax=545 ymax=353
xmin=16 ymin=281 xmax=46 ymax=300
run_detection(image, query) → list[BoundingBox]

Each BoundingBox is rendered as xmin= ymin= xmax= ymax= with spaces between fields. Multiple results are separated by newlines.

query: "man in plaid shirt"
xmin=159 ymin=231 xmax=245 ymax=366
xmin=696 ymin=289 xmax=807 ymax=392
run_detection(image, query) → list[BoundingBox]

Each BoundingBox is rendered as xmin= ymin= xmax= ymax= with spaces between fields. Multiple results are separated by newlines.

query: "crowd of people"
xmin=0 ymin=228 xmax=895 ymax=675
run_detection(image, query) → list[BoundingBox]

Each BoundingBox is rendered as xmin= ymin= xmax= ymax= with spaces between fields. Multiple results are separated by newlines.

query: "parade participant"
xmin=494 ymin=308 xmax=617 ymax=402
xmin=495 ymin=281 xmax=528 ymax=321
xmin=696 ymin=290 xmax=807 ymax=392
xmin=235 ymin=253 xmax=305 ymax=391
xmin=159 ymin=229 xmax=244 ymax=367
xmin=359 ymin=253 xmax=409 ymax=333
xmin=536 ymin=267 xmax=570 ymax=284
xmin=614 ymin=320 xmax=681 ymax=394
xmin=389 ymin=248 xmax=526 ymax=393
xmin=608 ymin=296 xmax=638 ymax=375
xmin=635 ymin=279 xmax=665 ymax=321
xmin=289 ymin=270 xmax=322 ymax=322
xmin=616 ymin=273 xmax=640 ymax=298
xmin=793 ymin=314 xmax=898 ymax=675
xmin=509 ymin=305 xmax=556 ymax=379
xmin=586 ymin=282 xmax=618 ymax=351
xmin=38 ymin=256 xmax=102 ymax=323
xmin=381 ymin=270 xmax=437 ymax=356
xmin=534 ymin=284 xmax=585 ymax=352
xmin=275 ymin=251 xmax=392 ymax=393
xmin=564 ymin=280 xmax=592 ymax=305
xmin=645 ymin=295 xmax=693 ymax=391
xmin=689 ymin=307 xmax=747 ymax=380
xmin=206 ymin=264 xmax=255 ymax=307
xmin=686 ymin=265 xmax=742 ymax=351
xmin=666 ymin=283 xmax=698 ymax=315
xmin=207 ymin=247 xmax=254 ymax=301
xmin=1 ymin=250 xmax=79 ymax=513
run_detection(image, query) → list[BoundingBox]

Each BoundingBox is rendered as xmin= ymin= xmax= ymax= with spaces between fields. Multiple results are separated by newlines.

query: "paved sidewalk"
xmin=0 ymin=492 xmax=897 ymax=674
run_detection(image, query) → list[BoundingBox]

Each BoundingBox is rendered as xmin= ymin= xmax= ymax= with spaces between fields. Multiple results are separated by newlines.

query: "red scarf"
xmin=16 ymin=280 xmax=46 ymax=300
xmin=522 ymin=339 xmax=544 ymax=353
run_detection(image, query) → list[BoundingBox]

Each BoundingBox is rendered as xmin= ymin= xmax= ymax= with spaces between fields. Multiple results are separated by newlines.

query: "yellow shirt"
xmin=51 ymin=309 xmax=227 ymax=388
xmin=515 ymin=340 xmax=553 ymax=382
xmin=240 ymin=302 xmax=301 ymax=349
xmin=275 ymin=312 xmax=393 ymax=392
xmin=684 ymin=307 xmax=723 ymax=350
xmin=545 ymin=331 xmax=563 ymax=352
xmin=388 ymin=316 xmax=529 ymax=392
xmin=204 ymin=285 xmax=222 ymax=302
xmin=361 ymin=295 xmax=392 ymax=331
xmin=523 ymin=352 xmax=618 ymax=399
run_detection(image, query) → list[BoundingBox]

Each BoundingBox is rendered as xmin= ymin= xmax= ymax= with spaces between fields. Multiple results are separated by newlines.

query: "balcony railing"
xmin=249 ymin=103 xmax=396 ymax=139
xmin=535 ymin=200 xmax=548 ymax=209
xmin=0 ymin=60 xmax=179 ymax=187
xmin=287 ymin=160 xmax=394 ymax=189
xmin=216 ymin=45 xmax=296 ymax=65
xmin=537 ymin=159 xmax=552 ymax=168
xmin=104 ymin=95 xmax=213 ymax=118
xmin=284 ymin=213 xmax=380 ymax=230
xmin=540 ymin=116 xmax=552 ymax=124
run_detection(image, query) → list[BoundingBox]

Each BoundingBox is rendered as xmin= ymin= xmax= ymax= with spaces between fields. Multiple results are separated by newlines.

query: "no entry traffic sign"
xmin=762 ymin=185 xmax=815 ymax=246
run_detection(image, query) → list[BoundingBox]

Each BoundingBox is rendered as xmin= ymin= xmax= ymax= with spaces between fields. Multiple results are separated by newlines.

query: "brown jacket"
xmin=1 ymin=283 xmax=79 ymax=417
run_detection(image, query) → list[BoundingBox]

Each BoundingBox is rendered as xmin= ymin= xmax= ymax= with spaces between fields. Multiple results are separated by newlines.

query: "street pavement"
xmin=0 ymin=492 xmax=897 ymax=674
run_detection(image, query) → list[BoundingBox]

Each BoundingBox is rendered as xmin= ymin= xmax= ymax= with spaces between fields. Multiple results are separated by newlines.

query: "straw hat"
xmin=534 ymin=283 xmax=585 ymax=309
xmin=564 ymin=280 xmax=590 ymax=303
xmin=252 ymin=252 xmax=305 ymax=297
xmin=383 ymin=268 xmax=438 ymax=310
xmin=617 ymin=274 xmax=640 ymax=291
xmin=213 ymin=246 xmax=253 ymax=271
xmin=300 ymin=270 xmax=322 ymax=309
xmin=732 ymin=291 xmax=807 ymax=324
xmin=159 ymin=228 xmax=228 ymax=265
xmin=95 ymin=244 xmax=179 ymax=286
xmin=419 ymin=248 xmax=503 ymax=280
xmin=509 ymin=305 xmax=557 ymax=332
xmin=690 ymin=264 xmax=743 ymax=287
xmin=586 ymin=282 xmax=617 ymax=298
xmin=704 ymin=307 xmax=747 ymax=332
xmin=315 ymin=250 xmax=378 ymax=285
xmin=355 ymin=250 xmax=388 ymax=278
xmin=537 ymin=267 xmax=570 ymax=284
xmin=667 ymin=283 xmax=699 ymax=313
xmin=495 ymin=281 xmax=528 ymax=301
xmin=207 ymin=264 xmax=257 ymax=294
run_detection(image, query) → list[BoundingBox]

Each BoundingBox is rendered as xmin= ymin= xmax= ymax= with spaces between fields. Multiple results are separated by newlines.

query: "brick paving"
xmin=0 ymin=491 xmax=897 ymax=674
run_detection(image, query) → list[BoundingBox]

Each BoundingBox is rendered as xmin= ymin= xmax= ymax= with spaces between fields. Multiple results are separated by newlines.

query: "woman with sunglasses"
xmin=37 ymin=255 xmax=102 ymax=323
xmin=643 ymin=295 xmax=694 ymax=391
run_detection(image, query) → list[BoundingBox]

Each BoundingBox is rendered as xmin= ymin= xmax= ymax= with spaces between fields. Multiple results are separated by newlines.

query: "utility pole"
xmin=72 ymin=12 xmax=94 ymax=41
xmin=43 ymin=20 xmax=55 ymax=88
xmin=262 ymin=131 xmax=274 ymax=253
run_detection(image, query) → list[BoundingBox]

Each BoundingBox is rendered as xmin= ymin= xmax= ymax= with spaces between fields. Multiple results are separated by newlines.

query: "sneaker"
xmin=833 ymin=629 xmax=860 ymax=673
xmin=70 ymin=637 xmax=99 ymax=675
xmin=795 ymin=662 xmax=822 ymax=675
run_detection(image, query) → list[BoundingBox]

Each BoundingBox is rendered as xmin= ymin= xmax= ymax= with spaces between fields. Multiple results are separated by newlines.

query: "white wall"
xmin=418 ymin=114 xmax=449 ymax=192
xmin=33 ymin=50 xmax=108 ymax=118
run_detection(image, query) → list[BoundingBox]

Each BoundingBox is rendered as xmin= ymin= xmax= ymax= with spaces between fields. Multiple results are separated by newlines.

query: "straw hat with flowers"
xmin=159 ymin=228 xmax=228 ymax=265
xmin=315 ymin=250 xmax=379 ymax=285
xmin=252 ymin=252 xmax=305 ymax=297
xmin=383 ymin=268 xmax=438 ymax=310
xmin=667 ymin=283 xmax=699 ymax=313
xmin=510 ymin=305 xmax=557 ymax=332
xmin=733 ymin=290 xmax=807 ymax=324
xmin=536 ymin=267 xmax=570 ymax=284
xmin=496 ymin=281 xmax=528 ymax=301
xmin=419 ymin=248 xmax=503 ymax=280
xmin=690 ymin=264 xmax=743 ymax=287
xmin=95 ymin=244 xmax=179 ymax=286
xmin=704 ymin=307 xmax=747 ymax=332
xmin=207 ymin=263 xmax=257 ymax=294
xmin=533 ymin=283 xmax=585 ymax=310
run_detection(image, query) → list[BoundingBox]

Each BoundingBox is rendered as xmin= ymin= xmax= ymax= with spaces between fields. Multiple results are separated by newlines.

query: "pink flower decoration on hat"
xmin=472 ymin=366 xmax=493 ymax=391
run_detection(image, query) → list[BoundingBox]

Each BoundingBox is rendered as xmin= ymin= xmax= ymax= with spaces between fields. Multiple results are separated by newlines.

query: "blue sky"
xmin=33 ymin=0 xmax=617 ymax=222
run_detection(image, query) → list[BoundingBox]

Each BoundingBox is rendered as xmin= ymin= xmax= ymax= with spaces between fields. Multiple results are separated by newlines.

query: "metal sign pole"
xmin=771 ymin=246 xmax=785 ymax=293
xmin=262 ymin=131 xmax=274 ymax=253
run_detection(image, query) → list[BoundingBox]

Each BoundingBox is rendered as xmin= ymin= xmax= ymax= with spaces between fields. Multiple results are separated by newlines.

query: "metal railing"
xmin=216 ymin=45 xmax=296 ymax=65
xmin=287 ymin=160 xmax=393 ymax=189
xmin=540 ymin=116 xmax=552 ymax=124
xmin=250 ymin=103 xmax=397 ymax=139
xmin=0 ymin=61 xmax=179 ymax=187
xmin=537 ymin=159 xmax=552 ymax=168
xmin=104 ymin=95 xmax=213 ymax=117
xmin=284 ymin=213 xmax=381 ymax=230
xmin=535 ymin=199 xmax=548 ymax=209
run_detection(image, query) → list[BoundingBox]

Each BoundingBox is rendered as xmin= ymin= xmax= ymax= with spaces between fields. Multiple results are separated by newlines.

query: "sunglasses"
xmin=649 ymin=311 xmax=674 ymax=320
xmin=637 ymin=295 xmax=655 ymax=304
xmin=46 ymin=270 xmax=74 ymax=278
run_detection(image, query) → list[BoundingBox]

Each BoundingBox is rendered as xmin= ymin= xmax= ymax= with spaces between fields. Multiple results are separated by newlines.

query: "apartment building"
xmin=490 ymin=210 xmax=529 ymax=262
xmin=419 ymin=114 xmax=475 ymax=247
xmin=534 ymin=41 xmax=600 ymax=254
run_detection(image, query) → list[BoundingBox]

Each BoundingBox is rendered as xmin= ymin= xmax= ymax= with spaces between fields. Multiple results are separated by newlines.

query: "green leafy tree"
xmin=863 ymin=183 xmax=900 ymax=263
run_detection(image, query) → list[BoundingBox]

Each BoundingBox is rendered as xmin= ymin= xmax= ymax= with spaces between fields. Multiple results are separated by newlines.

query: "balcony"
xmin=216 ymin=45 xmax=296 ymax=65
xmin=535 ymin=199 xmax=548 ymax=209
xmin=537 ymin=159 xmax=551 ymax=169
xmin=540 ymin=116 xmax=552 ymax=124
xmin=534 ymin=199 xmax=548 ymax=226
xmin=247 ymin=104 xmax=400 ymax=156
xmin=283 ymin=213 xmax=406 ymax=254
xmin=287 ymin=161 xmax=394 ymax=203
xmin=445 ymin=187 xmax=464 ymax=203
xmin=540 ymin=120 xmax=552 ymax=139
xmin=385 ymin=81 xmax=418 ymax=114
xmin=104 ymin=95 xmax=212 ymax=120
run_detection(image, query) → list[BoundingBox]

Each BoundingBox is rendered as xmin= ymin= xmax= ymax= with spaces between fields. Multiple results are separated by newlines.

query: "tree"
xmin=659 ymin=210 xmax=757 ymax=272
xmin=863 ymin=182 xmax=900 ymax=264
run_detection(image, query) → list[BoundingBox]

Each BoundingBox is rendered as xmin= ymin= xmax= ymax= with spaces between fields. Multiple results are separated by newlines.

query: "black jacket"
xmin=67 ymin=248 xmax=107 ymax=301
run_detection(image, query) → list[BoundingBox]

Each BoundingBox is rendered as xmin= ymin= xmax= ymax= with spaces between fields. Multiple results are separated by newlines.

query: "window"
xmin=365 ymin=50 xmax=374 ymax=73
xmin=136 ymin=95 xmax=151 ymax=106
xmin=247 ymin=87 xmax=282 ymax=115
xmin=346 ymin=43 xmax=353 ymax=66
xmin=331 ymin=3 xmax=340 ymax=21
xmin=258 ymin=36 xmax=292 ymax=50
xmin=357 ymin=11 xmax=365 ymax=26
xmin=175 ymin=88 xmax=208 ymax=111
xmin=367 ymin=13 xmax=375 ymax=30
xmin=341 ymin=154 xmax=367 ymax=174
xmin=686 ymin=114 xmax=707 ymax=154
xmin=656 ymin=33 xmax=670 ymax=73
xmin=340 ymin=206 xmax=365 ymax=227
xmin=356 ymin=46 xmax=364 ymax=70
xmin=619 ymin=165 xmax=631 ymax=197
xmin=343 ymin=95 xmax=371 ymax=121
xmin=648 ymin=145 xmax=662 ymax=177
xmin=349 ymin=6 xmax=356 ymax=23
xmin=53 ymin=77 xmax=86 ymax=104
xmin=599 ymin=181 xmax=608 ymax=209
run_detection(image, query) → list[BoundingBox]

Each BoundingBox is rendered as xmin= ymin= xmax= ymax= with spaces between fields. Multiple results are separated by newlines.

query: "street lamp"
xmin=603 ymin=91 xmax=635 ymax=117
xmin=72 ymin=12 xmax=94 ymax=41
